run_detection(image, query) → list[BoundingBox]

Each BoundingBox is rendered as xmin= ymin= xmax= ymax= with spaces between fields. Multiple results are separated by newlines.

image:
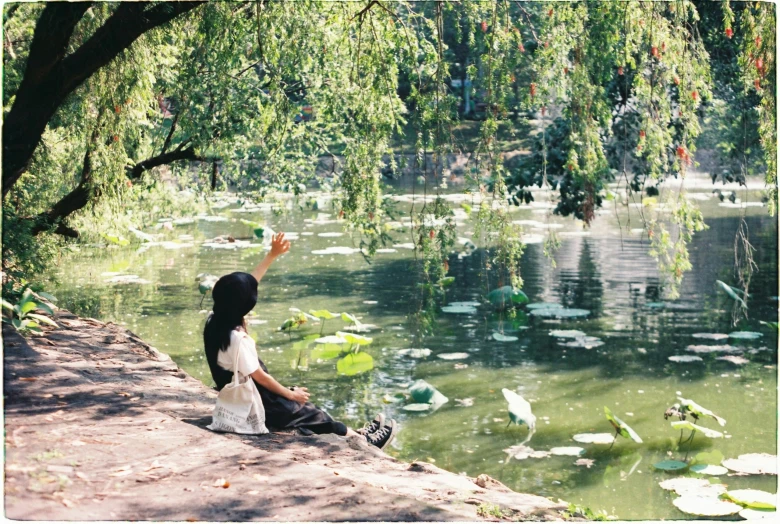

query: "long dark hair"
xmin=203 ymin=272 xmax=258 ymax=389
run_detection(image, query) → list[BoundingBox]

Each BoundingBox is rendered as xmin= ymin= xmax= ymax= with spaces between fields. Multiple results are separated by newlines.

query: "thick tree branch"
xmin=128 ymin=146 xmax=208 ymax=179
xmin=3 ymin=1 xmax=205 ymax=199
xmin=30 ymin=140 xmax=96 ymax=238
xmin=161 ymin=111 xmax=181 ymax=154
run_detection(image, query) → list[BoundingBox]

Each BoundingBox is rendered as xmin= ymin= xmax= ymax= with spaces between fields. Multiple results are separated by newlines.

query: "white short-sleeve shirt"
xmin=217 ymin=330 xmax=260 ymax=378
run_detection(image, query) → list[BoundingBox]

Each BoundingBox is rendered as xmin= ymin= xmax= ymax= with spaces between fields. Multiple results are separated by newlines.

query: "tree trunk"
xmin=2 ymin=1 xmax=204 ymax=199
xmin=128 ymin=146 xmax=206 ymax=179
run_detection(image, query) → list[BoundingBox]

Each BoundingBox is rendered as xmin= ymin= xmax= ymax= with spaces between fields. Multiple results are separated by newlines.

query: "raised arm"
xmin=251 ymin=232 xmax=290 ymax=283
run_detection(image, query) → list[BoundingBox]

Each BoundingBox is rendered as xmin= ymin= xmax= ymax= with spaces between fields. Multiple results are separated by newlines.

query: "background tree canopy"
xmin=2 ymin=0 xmax=776 ymax=297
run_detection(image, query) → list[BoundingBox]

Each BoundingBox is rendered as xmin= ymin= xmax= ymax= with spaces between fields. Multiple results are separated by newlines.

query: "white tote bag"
xmin=207 ymin=333 xmax=269 ymax=435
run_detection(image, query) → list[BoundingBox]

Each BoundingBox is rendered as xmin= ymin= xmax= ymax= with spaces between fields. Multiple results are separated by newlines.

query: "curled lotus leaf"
xmin=335 ymin=331 xmax=372 ymax=346
xmin=677 ymin=397 xmax=726 ymax=426
xmin=310 ymin=309 xmax=339 ymax=320
xmin=722 ymin=490 xmax=777 ymax=510
xmin=604 ymin=406 xmax=642 ymax=443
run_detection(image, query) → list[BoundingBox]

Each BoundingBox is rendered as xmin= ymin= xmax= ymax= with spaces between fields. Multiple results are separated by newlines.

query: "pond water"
xmin=49 ymin=181 xmax=777 ymax=520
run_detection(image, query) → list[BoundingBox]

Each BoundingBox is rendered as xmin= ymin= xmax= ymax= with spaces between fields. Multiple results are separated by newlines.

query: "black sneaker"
xmin=367 ymin=419 xmax=397 ymax=450
xmin=356 ymin=413 xmax=385 ymax=437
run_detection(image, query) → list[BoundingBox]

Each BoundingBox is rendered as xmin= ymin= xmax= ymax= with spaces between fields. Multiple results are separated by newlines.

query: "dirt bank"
xmin=3 ymin=311 xmax=568 ymax=521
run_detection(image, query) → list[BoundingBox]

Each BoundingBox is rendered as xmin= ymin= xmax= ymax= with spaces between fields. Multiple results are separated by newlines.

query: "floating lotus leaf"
xmin=105 ymin=275 xmax=151 ymax=284
xmin=722 ymin=453 xmax=778 ymax=475
xmin=492 ymin=332 xmax=519 ymax=342
xmin=530 ymin=307 xmax=590 ymax=319
xmin=526 ymin=302 xmax=563 ymax=310
xmin=312 ymin=246 xmax=361 ymax=255
xmin=397 ymin=348 xmax=432 ymax=359
xmin=672 ymin=496 xmax=742 ymax=517
xmin=685 ymin=344 xmax=741 ymax=354
xmin=692 ymin=333 xmax=730 ymax=341
xmin=669 ymin=355 xmax=704 ymax=363
xmin=449 ymin=301 xmax=481 ymax=307
xmin=335 ymin=331 xmax=372 ymax=346
xmin=314 ymin=335 xmax=348 ymax=345
xmin=654 ymin=460 xmax=689 ymax=472
xmin=336 ymin=352 xmax=374 ymax=376
xmin=716 ymin=355 xmax=750 ymax=365
xmin=549 ymin=330 xmax=587 ymax=339
xmin=739 ymin=508 xmax=777 ymax=520
xmin=504 ymin=445 xmax=550 ymax=460
xmin=437 ymin=352 xmax=470 ymax=360
xmin=441 ymin=305 xmax=477 ymax=314
xmin=728 ymin=331 xmax=763 ymax=340
xmin=645 ymin=302 xmax=667 ymax=308
xmin=402 ymin=403 xmax=432 ymax=412
xmin=690 ymin=464 xmax=729 ymax=476
xmin=487 ymin=286 xmax=529 ymax=308
xmin=722 ymin=490 xmax=777 ymax=510
xmin=549 ymin=447 xmax=585 ymax=457
xmin=659 ymin=477 xmax=726 ymax=497
xmin=561 ymin=336 xmax=604 ymax=349
xmin=573 ymin=433 xmax=616 ymax=445
xmin=309 ymin=309 xmax=339 ymax=320
xmin=604 ymin=406 xmax=642 ymax=443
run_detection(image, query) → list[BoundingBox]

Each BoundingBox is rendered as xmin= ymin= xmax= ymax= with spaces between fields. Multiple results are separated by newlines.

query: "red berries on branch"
xmin=639 ymin=130 xmax=646 ymax=139
xmin=429 ymin=229 xmax=435 ymax=240
xmin=673 ymin=76 xmax=680 ymax=86
xmin=481 ymin=21 xmax=488 ymax=33
xmin=725 ymin=27 xmax=733 ymax=39
xmin=691 ymin=91 xmax=698 ymax=101
xmin=617 ymin=66 xmax=624 ymax=76
xmin=755 ymin=57 xmax=764 ymax=73
xmin=755 ymin=35 xmax=762 ymax=47
xmin=651 ymin=46 xmax=659 ymax=58
xmin=754 ymin=78 xmax=761 ymax=90
xmin=518 ymin=42 xmax=525 ymax=52
xmin=548 ymin=8 xmax=553 ymax=17
xmin=530 ymin=83 xmax=536 ymax=97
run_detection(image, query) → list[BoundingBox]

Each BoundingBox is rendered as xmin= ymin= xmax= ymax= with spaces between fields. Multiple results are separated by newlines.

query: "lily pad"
xmin=403 ymin=403 xmax=432 ymax=412
xmin=529 ymin=307 xmax=590 ymax=319
xmin=504 ymin=445 xmax=551 ymax=460
xmin=437 ymin=352 xmax=470 ymax=360
xmin=722 ymin=490 xmax=776 ymax=510
xmin=685 ymin=344 xmax=741 ymax=354
xmin=312 ymin=246 xmax=361 ymax=255
xmin=573 ymin=433 xmax=616 ymax=445
xmin=739 ymin=508 xmax=777 ymax=520
xmin=659 ymin=477 xmax=726 ymax=497
xmin=441 ymin=305 xmax=478 ymax=314
xmin=729 ymin=331 xmax=763 ymax=340
xmin=716 ymin=355 xmax=750 ymax=365
xmin=397 ymin=348 xmax=432 ymax=359
xmin=669 ymin=355 xmax=704 ymax=363
xmin=550 ymin=447 xmax=585 ymax=457
xmin=690 ymin=464 xmax=729 ymax=476
xmin=692 ymin=333 xmax=730 ymax=341
xmin=646 ymin=302 xmax=667 ymax=308
xmin=449 ymin=301 xmax=481 ymax=307
xmin=549 ymin=330 xmax=587 ymax=339
xmin=492 ymin=332 xmax=519 ymax=342
xmin=654 ymin=460 xmax=689 ymax=472
xmin=672 ymin=496 xmax=742 ymax=517
xmin=561 ymin=336 xmax=604 ymax=349
xmin=105 ymin=275 xmax=151 ymax=285
xmin=336 ymin=352 xmax=374 ymax=376
xmin=526 ymin=302 xmax=563 ymax=310
xmin=722 ymin=453 xmax=778 ymax=475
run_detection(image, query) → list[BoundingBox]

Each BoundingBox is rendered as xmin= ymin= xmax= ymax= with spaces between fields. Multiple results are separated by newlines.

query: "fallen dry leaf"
xmin=117 ymin=392 xmax=131 ymax=397
xmin=213 ymin=478 xmax=230 ymax=488
xmin=246 ymin=490 xmax=260 ymax=495
xmin=75 ymin=472 xmax=90 ymax=482
xmin=62 ymin=498 xmax=75 ymax=508
xmin=574 ymin=458 xmax=596 ymax=468
xmin=144 ymin=460 xmax=163 ymax=471
xmin=109 ymin=465 xmax=132 ymax=477
xmin=71 ymin=440 xmax=86 ymax=447
xmin=19 ymin=377 xmax=37 ymax=382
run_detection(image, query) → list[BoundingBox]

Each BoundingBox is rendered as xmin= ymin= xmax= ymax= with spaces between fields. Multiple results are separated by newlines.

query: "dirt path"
xmin=3 ymin=311 xmax=567 ymax=521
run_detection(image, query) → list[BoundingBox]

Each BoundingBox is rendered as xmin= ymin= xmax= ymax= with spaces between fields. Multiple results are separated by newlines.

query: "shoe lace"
xmin=370 ymin=425 xmax=391 ymax=442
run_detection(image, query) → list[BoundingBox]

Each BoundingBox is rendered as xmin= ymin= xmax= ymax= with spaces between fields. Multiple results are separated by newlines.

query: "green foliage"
xmin=563 ymin=503 xmax=612 ymax=521
xmin=1 ymin=286 xmax=58 ymax=336
xmin=476 ymin=503 xmax=507 ymax=519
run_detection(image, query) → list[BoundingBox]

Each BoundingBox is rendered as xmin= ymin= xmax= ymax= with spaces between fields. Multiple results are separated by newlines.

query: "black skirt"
xmin=252 ymin=358 xmax=347 ymax=436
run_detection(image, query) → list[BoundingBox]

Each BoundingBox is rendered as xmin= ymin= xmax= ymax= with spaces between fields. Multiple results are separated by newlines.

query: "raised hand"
xmin=270 ymin=232 xmax=291 ymax=258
